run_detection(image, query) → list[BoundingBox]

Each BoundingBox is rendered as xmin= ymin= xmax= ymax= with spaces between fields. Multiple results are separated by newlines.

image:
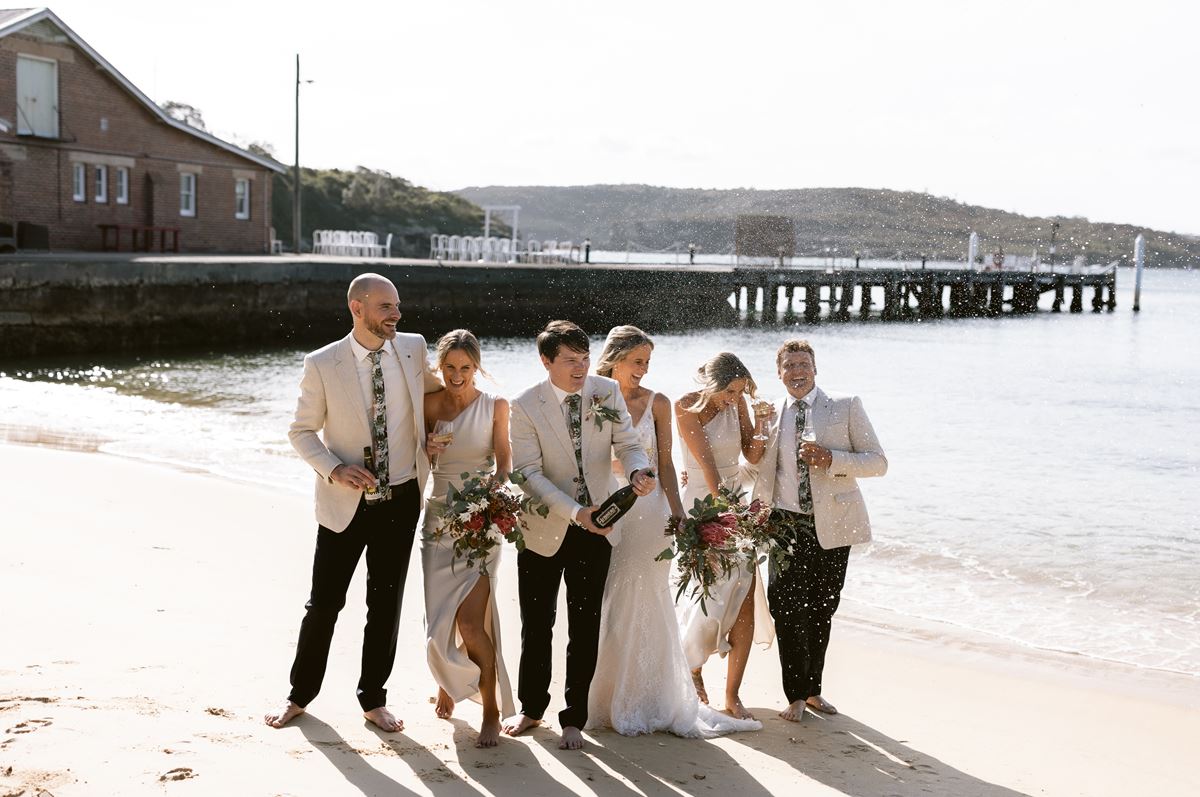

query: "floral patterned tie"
xmin=794 ymin=401 xmax=813 ymax=515
xmin=369 ymin=350 xmax=391 ymax=502
xmin=565 ymin=394 xmax=591 ymax=506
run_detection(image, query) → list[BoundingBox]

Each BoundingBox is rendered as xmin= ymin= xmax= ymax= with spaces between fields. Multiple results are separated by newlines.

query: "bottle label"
xmin=594 ymin=503 xmax=621 ymax=527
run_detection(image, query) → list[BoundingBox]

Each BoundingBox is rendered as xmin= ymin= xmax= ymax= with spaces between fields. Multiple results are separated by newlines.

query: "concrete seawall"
xmin=0 ymin=256 xmax=735 ymax=359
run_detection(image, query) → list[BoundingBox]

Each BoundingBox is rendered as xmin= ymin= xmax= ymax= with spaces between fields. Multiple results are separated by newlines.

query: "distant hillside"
xmin=455 ymin=185 xmax=1198 ymax=267
xmin=271 ymin=167 xmax=501 ymax=256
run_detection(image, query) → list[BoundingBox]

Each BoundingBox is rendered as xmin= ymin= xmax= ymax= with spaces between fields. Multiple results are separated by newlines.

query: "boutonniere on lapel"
xmin=585 ymin=391 xmax=623 ymax=430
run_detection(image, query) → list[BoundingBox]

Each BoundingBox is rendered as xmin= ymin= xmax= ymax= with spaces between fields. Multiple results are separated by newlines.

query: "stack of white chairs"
xmin=312 ymin=230 xmax=391 ymax=257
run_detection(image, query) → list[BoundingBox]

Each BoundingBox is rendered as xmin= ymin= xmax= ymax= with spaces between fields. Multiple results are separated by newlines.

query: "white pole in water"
xmin=967 ymin=231 xmax=979 ymax=270
xmin=1133 ymin=234 xmax=1146 ymax=312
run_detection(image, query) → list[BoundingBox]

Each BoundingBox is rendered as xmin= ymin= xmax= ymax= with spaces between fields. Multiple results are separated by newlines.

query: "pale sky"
xmin=39 ymin=0 xmax=1200 ymax=234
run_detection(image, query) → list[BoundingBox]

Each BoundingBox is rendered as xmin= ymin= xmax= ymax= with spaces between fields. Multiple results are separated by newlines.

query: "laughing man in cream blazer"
xmin=266 ymin=273 xmax=441 ymax=733
xmin=752 ymin=338 xmax=887 ymax=723
xmin=502 ymin=320 xmax=654 ymax=751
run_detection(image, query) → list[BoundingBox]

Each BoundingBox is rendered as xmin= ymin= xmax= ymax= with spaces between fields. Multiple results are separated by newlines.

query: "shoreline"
xmin=2 ymin=442 xmax=1198 ymax=796
xmin=4 ymin=430 xmax=1199 ymax=684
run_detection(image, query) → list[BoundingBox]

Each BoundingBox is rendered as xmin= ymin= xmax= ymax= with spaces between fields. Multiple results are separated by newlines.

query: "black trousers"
xmin=768 ymin=513 xmax=850 ymax=703
xmin=516 ymin=524 xmax=611 ymax=730
xmin=287 ymin=480 xmax=420 ymax=712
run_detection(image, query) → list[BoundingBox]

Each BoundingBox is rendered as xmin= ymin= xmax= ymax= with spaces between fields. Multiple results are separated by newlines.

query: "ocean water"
xmin=2 ymin=267 xmax=1197 ymax=676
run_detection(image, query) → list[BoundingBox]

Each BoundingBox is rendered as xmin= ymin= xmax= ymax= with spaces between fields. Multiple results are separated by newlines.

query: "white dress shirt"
xmin=349 ymin=336 xmax=416 ymax=486
xmin=773 ymin=387 xmax=818 ymax=515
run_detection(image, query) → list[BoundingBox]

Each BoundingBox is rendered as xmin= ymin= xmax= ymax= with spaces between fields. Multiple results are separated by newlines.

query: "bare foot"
xmin=501 ymin=714 xmax=542 ymax=736
xmin=806 ymin=695 xmax=838 ymax=715
xmin=722 ymin=696 xmax=755 ymax=720
xmin=363 ymin=706 xmax=403 ymax=733
xmin=558 ymin=725 xmax=585 ymax=750
xmin=264 ymin=700 xmax=305 ymax=728
xmin=477 ymin=714 xmax=501 ymax=748
xmin=691 ymin=668 xmax=709 ymax=704
xmin=779 ymin=699 xmax=806 ymax=723
xmin=435 ymin=688 xmax=455 ymax=720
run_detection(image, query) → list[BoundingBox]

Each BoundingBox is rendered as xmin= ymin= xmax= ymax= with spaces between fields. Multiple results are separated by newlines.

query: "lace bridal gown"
xmin=587 ymin=394 xmax=761 ymax=738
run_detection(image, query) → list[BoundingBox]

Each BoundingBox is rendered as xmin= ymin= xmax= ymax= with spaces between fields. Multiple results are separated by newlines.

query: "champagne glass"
xmin=752 ymin=397 xmax=775 ymax=441
xmin=798 ymin=410 xmax=817 ymax=461
xmin=431 ymin=419 xmax=454 ymax=468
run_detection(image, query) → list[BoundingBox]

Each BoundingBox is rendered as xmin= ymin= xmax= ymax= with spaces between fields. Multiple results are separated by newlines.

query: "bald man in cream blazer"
xmin=266 ymin=274 xmax=441 ymax=733
xmin=753 ymin=339 xmax=887 ymax=723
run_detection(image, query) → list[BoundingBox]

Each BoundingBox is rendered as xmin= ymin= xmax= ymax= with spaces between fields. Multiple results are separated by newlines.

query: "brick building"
xmin=0 ymin=7 xmax=285 ymax=253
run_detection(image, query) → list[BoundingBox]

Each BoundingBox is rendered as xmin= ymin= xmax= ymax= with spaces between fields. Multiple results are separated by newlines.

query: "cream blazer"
xmin=510 ymin=375 xmax=650 ymax=557
xmin=289 ymin=331 xmax=441 ymax=532
xmin=752 ymin=387 xmax=887 ymax=549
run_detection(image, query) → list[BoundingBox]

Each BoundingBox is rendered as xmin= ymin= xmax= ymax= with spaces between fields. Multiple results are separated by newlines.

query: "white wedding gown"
xmin=587 ymin=394 xmax=761 ymax=737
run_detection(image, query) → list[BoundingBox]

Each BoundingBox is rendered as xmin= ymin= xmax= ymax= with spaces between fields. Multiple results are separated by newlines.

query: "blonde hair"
xmin=595 ymin=325 xmax=654 ymax=378
xmin=687 ymin=352 xmax=757 ymax=413
xmin=434 ymin=329 xmax=490 ymax=380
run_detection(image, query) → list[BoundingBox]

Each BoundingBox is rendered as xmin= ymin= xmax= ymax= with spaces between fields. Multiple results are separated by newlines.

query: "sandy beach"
xmin=1 ymin=442 xmax=1197 ymax=797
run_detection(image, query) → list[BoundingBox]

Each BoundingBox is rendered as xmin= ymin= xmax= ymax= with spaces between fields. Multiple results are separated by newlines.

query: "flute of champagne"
xmin=752 ymin=397 xmax=775 ymax=441
xmin=431 ymin=419 xmax=454 ymax=469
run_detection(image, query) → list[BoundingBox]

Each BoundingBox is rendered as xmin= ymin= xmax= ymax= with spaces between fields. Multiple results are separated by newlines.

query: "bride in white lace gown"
xmin=587 ymin=327 xmax=761 ymax=738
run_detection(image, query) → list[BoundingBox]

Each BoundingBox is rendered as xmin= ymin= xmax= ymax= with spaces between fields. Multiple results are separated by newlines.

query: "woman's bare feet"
xmin=434 ymin=688 xmax=455 ymax=720
xmin=691 ymin=668 xmax=709 ymax=704
xmin=779 ymin=699 xmax=806 ymax=722
xmin=363 ymin=706 xmax=403 ymax=732
xmin=558 ymin=726 xmax=585 ymax=750
xmin=723 ymin=695 xmax=755 ymax=720
xmin=477 ymin=714 xmax=501 ymax=748
xmin=264 ymin=701 xmax=305 ymax=728
xmin=501 ymin=714 xmax=542 ymax=736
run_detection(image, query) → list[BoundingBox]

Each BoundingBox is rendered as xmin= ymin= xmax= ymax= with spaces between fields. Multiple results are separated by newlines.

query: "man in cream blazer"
xmin=753 ymin=339 xmax=887 ymax=723
xmin=266 ymin=274 xmax=441 ymax=733
xmin=503 ymin=320 xmax=654 ymax=750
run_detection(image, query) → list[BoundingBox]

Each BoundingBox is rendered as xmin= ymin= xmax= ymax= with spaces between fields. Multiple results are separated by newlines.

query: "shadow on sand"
xmin=730 ymin=705 xmax=1032 ymax=796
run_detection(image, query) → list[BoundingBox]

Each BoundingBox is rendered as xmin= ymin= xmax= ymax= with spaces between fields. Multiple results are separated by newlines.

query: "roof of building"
xmin=0 ymin=7 xmax=286 ymax=173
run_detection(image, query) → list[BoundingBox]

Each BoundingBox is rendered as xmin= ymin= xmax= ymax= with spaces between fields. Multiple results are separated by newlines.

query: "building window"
xmin=72 ymin=163 xmax=86 ymax=202
xmin=95 ymin=165 xmax=108 ymax=203
xmin=234 ymin=178 xmax=250 ymax=220
xmin=180 ymin=172 xmax=196 ymax=217
xmin=116 ymin=167 xmax=130 ymax=205
xmin=15 ymin=55 xmax=59 ymax=138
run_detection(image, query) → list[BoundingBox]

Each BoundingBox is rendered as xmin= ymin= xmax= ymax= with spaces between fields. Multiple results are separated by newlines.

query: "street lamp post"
xmin=293 ymin=55 xmax=313 ymax=255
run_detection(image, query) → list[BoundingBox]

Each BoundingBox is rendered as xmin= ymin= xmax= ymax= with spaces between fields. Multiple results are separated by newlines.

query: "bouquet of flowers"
xmin=656 ymin=486 xmax=778 ymax=614
xmin=427 ymin=463 xmax=547 ymax=576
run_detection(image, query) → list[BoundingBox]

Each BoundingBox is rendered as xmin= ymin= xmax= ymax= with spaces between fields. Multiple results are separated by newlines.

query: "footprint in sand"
xmin=159 ymin=767 xmax=197 ymax=782
xmin=204 ymin=707 xmax=233 ymax=718
xmin=7 ymin=718 xmax=52 ymax=734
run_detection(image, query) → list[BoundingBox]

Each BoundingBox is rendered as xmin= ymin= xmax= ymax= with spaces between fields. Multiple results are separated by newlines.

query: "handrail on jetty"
xmin=724 ymin=262 xmax=1118 ymax=320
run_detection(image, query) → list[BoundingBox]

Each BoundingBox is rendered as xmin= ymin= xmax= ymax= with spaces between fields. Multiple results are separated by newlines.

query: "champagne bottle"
xmin=591 ymin=469 xmax=655 ymax=529
xmin=363 ymin=446 xmax=383 ymax=504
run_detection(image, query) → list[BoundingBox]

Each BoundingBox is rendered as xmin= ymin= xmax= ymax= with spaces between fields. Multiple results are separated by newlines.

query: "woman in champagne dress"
xmin=588 ymin=328 xmax=760 ymax=738
xmin=674 ymin=352 xmax=775 ymax=721
xmin=421 ymin=330 xmax=515 ymax=747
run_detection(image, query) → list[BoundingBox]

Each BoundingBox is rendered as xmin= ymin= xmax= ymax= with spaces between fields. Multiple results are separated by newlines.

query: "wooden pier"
xmin=723 ymin=266 xmax=1118 ymax=320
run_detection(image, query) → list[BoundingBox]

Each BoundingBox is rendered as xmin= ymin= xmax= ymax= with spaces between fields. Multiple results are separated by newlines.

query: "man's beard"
xmin=367 ymin=319 xmax=397 ymax=339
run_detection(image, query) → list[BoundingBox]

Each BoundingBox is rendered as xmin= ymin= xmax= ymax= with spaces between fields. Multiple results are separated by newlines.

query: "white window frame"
xmin=180 ymin=172 xmax=196 ymax=217
xmin=116 ymin=167 xmax=129 ymax=205
xmin=15 ymin=54 xmax=59 ymax=138
xmin=72 ymin=162 xmax=86 ymax=202
xmin=94 ymin=164 xmax=108 ymax=203
xmin=234 ymin=178 xmax=250 ymax=220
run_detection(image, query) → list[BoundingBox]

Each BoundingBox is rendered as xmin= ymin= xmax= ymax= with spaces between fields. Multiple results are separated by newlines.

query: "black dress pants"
xmin=287 ymin=480 xmax=420 ymax=711
xmin=768 ymin=514 xmax=850 ymax=703
xmin=516 ymin=524 xmax=611 ymax=730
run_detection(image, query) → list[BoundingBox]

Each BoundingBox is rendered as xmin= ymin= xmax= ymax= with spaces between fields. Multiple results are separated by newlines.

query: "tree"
xmin=158 ymin=101 xmax=208 ymax=131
